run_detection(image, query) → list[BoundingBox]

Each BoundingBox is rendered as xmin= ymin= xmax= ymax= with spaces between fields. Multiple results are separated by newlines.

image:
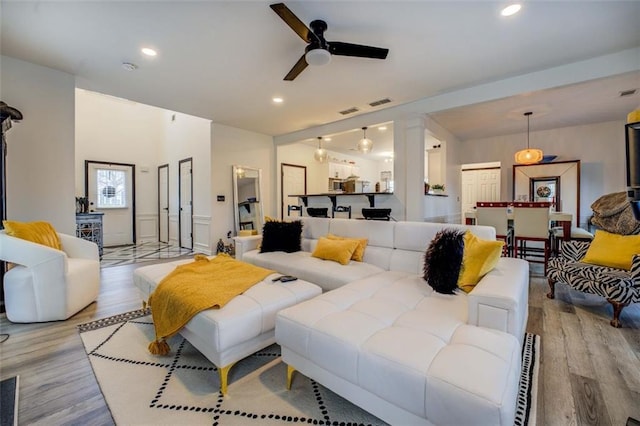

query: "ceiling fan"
xmin=270 ymin=3 xmax=389 ymax=81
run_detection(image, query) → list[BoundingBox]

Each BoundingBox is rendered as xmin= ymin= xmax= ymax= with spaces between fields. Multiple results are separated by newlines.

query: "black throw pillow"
xmin=423 ymin=228 xmax=465 ymax=294
xmin=260 ymin=220 xmax=303 ymax=253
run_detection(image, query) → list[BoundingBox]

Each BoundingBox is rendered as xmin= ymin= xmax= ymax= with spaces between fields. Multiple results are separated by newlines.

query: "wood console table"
xmin=290 ymin=192 xmax=393 ymax=210
xmin=76 ymin=212 xmax=104 ymax=257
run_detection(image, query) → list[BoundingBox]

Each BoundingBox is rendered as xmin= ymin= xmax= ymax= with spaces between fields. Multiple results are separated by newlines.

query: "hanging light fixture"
xmin=514 ymin=111 xmax=543 ymax=165
xmin=357 ymin=127 xmax=373 ymax=153
xmin=313 ymin=136 xmax=328 ymax=163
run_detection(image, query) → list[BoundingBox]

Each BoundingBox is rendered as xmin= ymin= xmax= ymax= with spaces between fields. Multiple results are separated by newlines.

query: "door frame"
xmin=280 ymin=163 xmax=307 ymax=220
xmin=84 ymin=160 xmax=136 ymax=244
xmin=178 ymin=157 xmax=193 ymax=249
xmin=157 ymin=163 xmax=169 ymax=243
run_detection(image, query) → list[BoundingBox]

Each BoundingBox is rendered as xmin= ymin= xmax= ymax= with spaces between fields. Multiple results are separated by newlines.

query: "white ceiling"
xmin=1 ymin=1 xmax=639 ymax=143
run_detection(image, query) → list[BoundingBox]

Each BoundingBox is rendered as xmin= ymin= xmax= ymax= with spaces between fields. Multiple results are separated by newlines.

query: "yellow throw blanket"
xmin=148 ymin=253 xmax=274 ymax=355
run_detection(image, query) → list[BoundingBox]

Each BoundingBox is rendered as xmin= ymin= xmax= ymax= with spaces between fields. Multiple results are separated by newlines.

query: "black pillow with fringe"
xmin=260 ymin=220 xmax=302 ymax=253
xmin=423 ymin=228 xmax=465 ymax=294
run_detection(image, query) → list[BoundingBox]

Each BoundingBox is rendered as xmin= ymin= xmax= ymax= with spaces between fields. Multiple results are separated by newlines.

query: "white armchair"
xmin=0 ymin=230 xmax=100 ymax=322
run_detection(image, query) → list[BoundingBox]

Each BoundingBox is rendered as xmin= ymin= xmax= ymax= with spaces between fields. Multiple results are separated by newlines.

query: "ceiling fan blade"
xmin=270 ymin=3 xmax=314 ymax=43
xmin=328 ymin=41 xmax=389 ymax=59
xmin=284 ymin=54 xmax=309 ymax=81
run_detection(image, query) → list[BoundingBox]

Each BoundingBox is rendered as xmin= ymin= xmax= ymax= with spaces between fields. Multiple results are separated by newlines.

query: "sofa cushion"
xmin=581 ymin=229 xmax=640 ymax=270
xmin=326 ymin=234 xmax=368 ymax=261
xmin=242 ymin=250 xmax=384 ymax=291
xmin=3 ymin=220 xmax=61 ymax=250
xmin=260 ymin=220 xmax=302 ymax=253
xmin=311 ymin=237 xmax=361 ymax=265
xmin=458 ymin=231 xmax=504 ymax=293
xmin=423 ymin=228 xmax=465 ymax=294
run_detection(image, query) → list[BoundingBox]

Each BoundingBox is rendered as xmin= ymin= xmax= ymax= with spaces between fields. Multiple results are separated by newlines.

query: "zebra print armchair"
xmin=547 ymin=240 xmax=640 ymax=328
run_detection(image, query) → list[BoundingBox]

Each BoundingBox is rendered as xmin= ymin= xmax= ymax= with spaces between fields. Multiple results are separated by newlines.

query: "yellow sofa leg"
xmin=286 ymin=364 xmax=296 ymax=390
xmin=219 ymin=363 xmax=235 ymax=396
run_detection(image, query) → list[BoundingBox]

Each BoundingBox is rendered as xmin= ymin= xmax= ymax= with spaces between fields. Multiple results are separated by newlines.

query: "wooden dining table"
xmin=464 ymin=210 xmax=573 ymax=240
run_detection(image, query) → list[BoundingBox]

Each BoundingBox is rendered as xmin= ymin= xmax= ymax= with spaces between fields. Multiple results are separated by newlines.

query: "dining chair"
xmin=512 ymin=202 xmax=552 ymax=274
xmin=475 ymin=201 xmax=513 ymax=256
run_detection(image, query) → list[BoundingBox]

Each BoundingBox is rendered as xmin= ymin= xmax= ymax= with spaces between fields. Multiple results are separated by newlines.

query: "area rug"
xmin=78 ymin=309 xmax=539 ymax=425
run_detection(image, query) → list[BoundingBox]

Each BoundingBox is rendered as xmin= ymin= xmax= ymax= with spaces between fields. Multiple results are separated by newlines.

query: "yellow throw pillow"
xmin=457 ymin=231 xmax=504 ymax=293
xmin=326 ymin=234 xmax=368 ymax=262
xmin=3 ymin=220 xmax=61 ymax=250
xmin=581 ymin=230 xmax=640 ymax=270
xmin=312 ymin=237 xmax=360 ymax=265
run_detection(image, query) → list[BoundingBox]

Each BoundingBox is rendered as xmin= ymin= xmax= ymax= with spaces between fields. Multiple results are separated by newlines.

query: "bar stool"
xmin=306 ymin=207 xmax=329 ymax=218
xmin=287 ymin=205 xmax=302 ymax=216
xmin=362 ymin=208 xmax=391 ymax=221
xmin=332 ymin=205 xmax=352 ymax=219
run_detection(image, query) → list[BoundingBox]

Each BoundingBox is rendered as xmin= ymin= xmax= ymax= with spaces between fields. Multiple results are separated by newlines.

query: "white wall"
xmin=459 ymin=120 xmax=627 ymax=225
xmin=76 ymin=90 xmax=211 ymax=248
xmin=211 ymin=123 xmax=274 ymax=243
xmin=1 ymin=56 xmax=76 ymax=234
xmin=160 ymin=111 xmax=211 ymax=251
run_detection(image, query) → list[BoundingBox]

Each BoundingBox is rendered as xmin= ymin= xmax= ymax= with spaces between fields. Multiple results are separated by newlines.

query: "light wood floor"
xmin=0 ymin=262 xmax=638 ymax=425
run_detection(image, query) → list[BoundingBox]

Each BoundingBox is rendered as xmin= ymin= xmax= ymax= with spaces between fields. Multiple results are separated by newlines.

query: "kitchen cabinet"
xmin=329 ymin=162 xmax=360 ymax=179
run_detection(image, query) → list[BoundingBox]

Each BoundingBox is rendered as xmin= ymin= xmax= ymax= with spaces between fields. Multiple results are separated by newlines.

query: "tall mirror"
xmin=233 ymin=165 xmax=264 ymax=235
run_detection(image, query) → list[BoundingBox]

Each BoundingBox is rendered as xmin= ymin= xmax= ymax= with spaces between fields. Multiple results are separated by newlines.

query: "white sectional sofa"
xmin=235 ymin=217 xmax=530 ymax=425
xmin=235 ymin=217 xmax=530 ymax=342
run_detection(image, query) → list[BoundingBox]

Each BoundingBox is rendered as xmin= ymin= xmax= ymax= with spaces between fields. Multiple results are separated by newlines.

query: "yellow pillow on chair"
xmin=3 ymin=220 xmax=62 ymax=250
xmin=581 ymin=229 xmax=640 ymax=270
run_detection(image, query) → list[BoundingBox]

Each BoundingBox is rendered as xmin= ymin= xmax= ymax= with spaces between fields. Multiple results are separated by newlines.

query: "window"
xmin=96 ymin=168 xmax=127 ymax=208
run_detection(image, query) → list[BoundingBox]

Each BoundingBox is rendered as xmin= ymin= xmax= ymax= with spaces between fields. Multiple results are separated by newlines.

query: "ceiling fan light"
xmin=305 ymin=48 xmax=331 ymax=66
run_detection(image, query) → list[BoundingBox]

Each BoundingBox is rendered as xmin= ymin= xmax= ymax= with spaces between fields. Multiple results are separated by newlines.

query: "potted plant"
xmin=431 ymin=184 xmax=445 ymax=194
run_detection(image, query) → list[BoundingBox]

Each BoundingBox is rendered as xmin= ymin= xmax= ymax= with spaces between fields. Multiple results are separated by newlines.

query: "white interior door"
xmin=461 ymin=167 xmax=501 ymax=219
xmin=87 ymin=162 xmax=134 ymax=247
xmin=461 ymin=169 xmax=478 ymax=216
xmin=158 ymin=164 xmax=169 ymax=243
xmin=281 ymin=164 xmax=306 ymax=219
xmin=179 ymin=158 xmax=192 ymax=249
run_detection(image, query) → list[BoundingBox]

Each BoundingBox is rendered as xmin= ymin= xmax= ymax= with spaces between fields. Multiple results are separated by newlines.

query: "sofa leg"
xmin=286 ymin=364 xmax=296 ymax=390
xmin=546 ymin=279 xmax=556 ymax=299
xmin=218 ymin=362 xmax=236 ymax=395
xmin=608 ymin=300 xmax=627 ymax=328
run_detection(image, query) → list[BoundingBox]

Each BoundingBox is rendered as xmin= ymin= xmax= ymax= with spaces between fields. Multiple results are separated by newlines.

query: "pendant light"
xmin=514 ymin=111 xmax=543 ymax=165
xmin=314 ymin=136 xmax=328 ymax=163
xmin=357 ymin=127 xmax=373 ymax=153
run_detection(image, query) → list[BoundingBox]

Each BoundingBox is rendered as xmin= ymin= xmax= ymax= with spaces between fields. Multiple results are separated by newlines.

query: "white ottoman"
xmin=276 ymin=271 xmax=522 ymax=425
xmin=133 ymin=257 xmax=322 ymax=394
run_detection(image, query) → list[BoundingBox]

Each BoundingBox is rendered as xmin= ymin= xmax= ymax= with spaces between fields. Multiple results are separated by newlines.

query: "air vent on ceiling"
xmin=620 ymin=89 xmax=637 ymax=97
xmin=369 ymin=98 xmax=392 ymax=107
xmin=339 ymin=107 xmax=359 ymax=115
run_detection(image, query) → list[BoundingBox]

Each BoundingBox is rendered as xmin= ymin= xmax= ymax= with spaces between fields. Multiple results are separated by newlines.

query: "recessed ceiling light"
xmin=141 ymin=47 xmax=157 ymax=57
xmin=501 ymin=4 xmax=521 ymax=16
xmin=121 ymin=62 xmax=138 ymax=71
xmin=378 ymin=126 xmax=387 ymax=131
xmin=324 ymin=137 xmax=332 ymax=142
xmin=272 ymin=97 xmax=284 ymax=103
